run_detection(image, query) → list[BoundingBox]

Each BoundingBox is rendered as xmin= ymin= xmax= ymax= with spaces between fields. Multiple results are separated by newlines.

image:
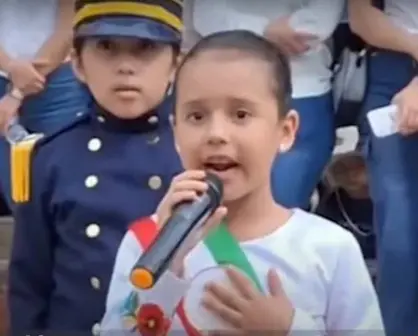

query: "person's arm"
xmin=325 ymin=233 xmax=384 ymax=334
xmin=288 ymin=0 xmax=345 ymax=41
xmin=7 ymin=148 xmax=54 ymax=334
xmin=348 ymin=0 xmax=418 ymax=57
xmin=100 ymin=226 xmax=189 ymax=335
xmin=33 ymin=0 xmax=75 ymax=77
xmin=264 ymin=0 xmax=344 ymax=56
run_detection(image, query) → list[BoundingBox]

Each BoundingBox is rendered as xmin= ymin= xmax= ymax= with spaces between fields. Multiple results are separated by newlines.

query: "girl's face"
xmin=174 ymin=50 xmax=298 ymax=202
xmin=72 ymin=37 xmax=176 ymax=118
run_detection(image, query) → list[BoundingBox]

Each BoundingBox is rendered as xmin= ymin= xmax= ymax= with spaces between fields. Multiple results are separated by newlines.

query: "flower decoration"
xmin=137 ymin=303 xmax=171 ymax=336
xmin=121 ymin=291 xmax=171 ymax=335
xmin=121 ymin=291 xmax=140 ymax=331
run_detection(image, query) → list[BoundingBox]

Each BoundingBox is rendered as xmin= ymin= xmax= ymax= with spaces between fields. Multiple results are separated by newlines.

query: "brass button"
xmin=88 ymin=138 xmax=102 ymax=152
xmin=90 ymin=277 xmax=100 ymax=290
xmin=92 ymin=322 xmax=100 ymax=336
xmin=97 ymin=116 xmax=105 ymax=123
xmin=148 ymin=115 xmax=158 ymax=124
xmin=148 ymin=176 xmax=162 ymax=190
xmin=169 ymin=114 xmax=174 ymax=125
xmin=147 ymin=135 xmax=160 ymax=145
xmin=85 ymin=175 xmax=98 ymax=188
xmin=85 ymin=224 xmax=100 ymax=238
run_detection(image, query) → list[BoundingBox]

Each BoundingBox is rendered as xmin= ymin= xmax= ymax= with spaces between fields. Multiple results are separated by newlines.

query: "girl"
xmin=100 ymin=31 xmax=383 ymax=335
xmin=183 ymin=0 xmax=344 ymax=210
xmin=7 ymin=0 xmax=183 ymax=334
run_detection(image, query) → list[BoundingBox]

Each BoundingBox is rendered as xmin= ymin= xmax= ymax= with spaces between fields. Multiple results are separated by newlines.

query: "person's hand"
xmin=156 ymin=170 xmax=227 ymax=274
xmin=5 ymin=59 xmax=45 ymax=96
xmin=203 ymin=267 xmax=294 ymax=336
xmin=264 ymin=17 xmax=318 ymax=56
xmin=392 ymin=77 xmax=418 ymax=135
xmin=32 ymin=58 xmax=53 ymax=77
xmin=0 ymin=94 xmax=21 ymax=134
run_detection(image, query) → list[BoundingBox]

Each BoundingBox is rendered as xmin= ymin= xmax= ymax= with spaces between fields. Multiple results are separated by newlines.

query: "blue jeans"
xmin=360 ymin=51 xmax=418 ymax=336
xmin=271 ymin=92 xmax=335 ymax=209
xmin=0 ymin=63 xmax=89 ymax=207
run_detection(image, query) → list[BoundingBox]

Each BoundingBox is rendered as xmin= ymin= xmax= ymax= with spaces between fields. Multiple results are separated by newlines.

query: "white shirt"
xmin=184 ymin=0 xmax=345 ymax=98
xmin=385 ymin=0 xmax=418 ymax=34
xmin=0 ymin=0 xmax=58 ymax=77
xmin=100 ymin=209 xmax=384 ymax=335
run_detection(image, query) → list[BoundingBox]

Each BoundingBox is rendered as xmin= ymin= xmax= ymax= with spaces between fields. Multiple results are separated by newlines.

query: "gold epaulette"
xmin=11 ymin=134 xmax=44 ymax=203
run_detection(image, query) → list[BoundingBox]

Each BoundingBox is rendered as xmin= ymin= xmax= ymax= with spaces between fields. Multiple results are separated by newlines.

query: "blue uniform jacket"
xmin=7 ymin=98 xmax=182 ymax=335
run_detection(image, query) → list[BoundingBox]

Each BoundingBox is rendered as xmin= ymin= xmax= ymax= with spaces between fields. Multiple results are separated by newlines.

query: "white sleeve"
xmin=325 ymin=233 xmax=384 ymax=335
xmin=99 ymin=231 xmax=189 ymax=335
xmin=288 ymin=0 xmax=345 ymax=41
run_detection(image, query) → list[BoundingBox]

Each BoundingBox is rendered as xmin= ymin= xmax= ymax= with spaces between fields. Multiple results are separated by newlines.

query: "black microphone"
xmin=130 ymin=173 xmax=223 ymax=290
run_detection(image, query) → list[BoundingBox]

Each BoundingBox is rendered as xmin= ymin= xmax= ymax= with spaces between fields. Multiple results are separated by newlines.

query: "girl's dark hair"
xmin=175 ymin=30 xmax=292 ymax=116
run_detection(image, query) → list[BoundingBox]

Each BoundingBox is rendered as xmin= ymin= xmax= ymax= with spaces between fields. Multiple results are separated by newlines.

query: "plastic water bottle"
xmin=5 ymin=118 xmax=29 ymax=144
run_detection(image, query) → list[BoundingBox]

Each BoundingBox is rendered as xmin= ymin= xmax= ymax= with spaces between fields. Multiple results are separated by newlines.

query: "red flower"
xmin=137 ymin=303 xmax=171 ymax=336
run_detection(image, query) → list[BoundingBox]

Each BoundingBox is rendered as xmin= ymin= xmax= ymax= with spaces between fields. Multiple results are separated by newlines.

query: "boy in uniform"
xmin=7 ymin=0 xmax=183 ymax=334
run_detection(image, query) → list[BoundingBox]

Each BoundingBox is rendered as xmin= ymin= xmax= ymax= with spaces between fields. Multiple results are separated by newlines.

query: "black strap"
xmin=332 ymin=0 xmax=385 ymax=66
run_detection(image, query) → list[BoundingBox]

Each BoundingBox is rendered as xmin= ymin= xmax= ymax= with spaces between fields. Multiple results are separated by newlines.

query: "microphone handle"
xmin=131 ymin=194 xmax=214 ymax=289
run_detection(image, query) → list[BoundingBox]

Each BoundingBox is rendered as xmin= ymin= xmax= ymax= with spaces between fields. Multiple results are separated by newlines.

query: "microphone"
xmin=130 ymin=173 xmax=223 ymax=290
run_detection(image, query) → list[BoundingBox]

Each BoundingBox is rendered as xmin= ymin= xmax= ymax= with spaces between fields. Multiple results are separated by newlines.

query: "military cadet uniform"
xmin=7 ymin=0 xmax=183 ymax=334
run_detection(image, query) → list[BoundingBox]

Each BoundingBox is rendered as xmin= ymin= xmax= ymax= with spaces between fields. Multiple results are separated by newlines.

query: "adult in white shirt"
xmin=183 ymin=0 xmax=344 ymax=209
xmin=349 ymin=1 xmax=418 ymax=335
xmin=0 ymin=0 xmax=88 ymax=208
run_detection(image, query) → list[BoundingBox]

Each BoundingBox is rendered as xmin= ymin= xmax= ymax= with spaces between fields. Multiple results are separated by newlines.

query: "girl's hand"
xmin=156 ymin=170 xmax=227 ymax=275
xmin=203 ymin=267 xmax=294 ymax=335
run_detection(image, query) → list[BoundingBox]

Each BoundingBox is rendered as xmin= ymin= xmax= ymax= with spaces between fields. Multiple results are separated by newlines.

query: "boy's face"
xmin=174 ymin=50 xmax=298 ymax=202
xmin=72 ymin=37 xmax=176 ymax=118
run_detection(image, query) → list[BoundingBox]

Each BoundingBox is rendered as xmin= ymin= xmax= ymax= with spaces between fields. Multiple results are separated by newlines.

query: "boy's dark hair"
xmin=73 ymin=37 xmax=85 ymax=56
xmin=175 ymin=30 xmax=292 ymax=116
